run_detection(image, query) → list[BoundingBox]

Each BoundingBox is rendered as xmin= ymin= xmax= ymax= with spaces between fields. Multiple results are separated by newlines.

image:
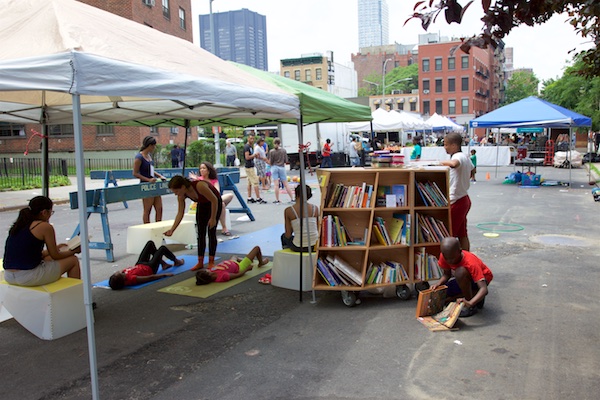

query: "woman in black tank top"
xmin=166 ymin=176 xmax=222 ymax=271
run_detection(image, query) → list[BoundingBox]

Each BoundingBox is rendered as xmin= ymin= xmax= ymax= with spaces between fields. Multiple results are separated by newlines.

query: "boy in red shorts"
xmin=432 ymin=237 xmax=493 ymax=318
xmin=195 ymin=246 xmax=269 ymax=284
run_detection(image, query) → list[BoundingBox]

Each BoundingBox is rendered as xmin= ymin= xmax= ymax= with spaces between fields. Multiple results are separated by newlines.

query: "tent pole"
xmin=41 ymin=123 xmax=49 ymax=197
xmin=72 ymin=95 xmax=100 ymax=400
xmin=569 ymin=127 xmax=573 ymax=187
xmin=296 ymin=117 xmax=310 ymax=303
xmin=182 ymin=119 xmax=190 ymax=176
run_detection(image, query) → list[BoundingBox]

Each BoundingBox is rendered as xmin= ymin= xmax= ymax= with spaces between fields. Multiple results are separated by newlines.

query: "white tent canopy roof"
xmin=426 ymin=113 xmax=465 ymax=132
xmin=0 ymin=0 xmax=300 ymax=126
xmin=347 ymin=108 xmax=431 ymax=132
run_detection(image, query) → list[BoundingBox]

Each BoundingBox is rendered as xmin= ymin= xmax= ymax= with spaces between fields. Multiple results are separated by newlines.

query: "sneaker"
xmin=460 ymin=306 xmax=478 ymax=318
xmin=247 ymin=198 xmax=256 ymax=203
xmin=257 ymin=198 xmax=268 ymax=204
xmin=273 ymin=200 xmax=281 ymax=204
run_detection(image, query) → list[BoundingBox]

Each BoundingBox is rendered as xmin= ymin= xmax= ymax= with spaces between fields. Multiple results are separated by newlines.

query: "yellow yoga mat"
xmin=158 ymin=262 xmax=272 ymax=299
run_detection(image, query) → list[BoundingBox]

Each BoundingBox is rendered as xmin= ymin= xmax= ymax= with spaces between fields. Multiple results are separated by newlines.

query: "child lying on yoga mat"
xmin=195 ymin=246 xmax=269 ymax=285
xmin=109 ymin=241 xmax=184 ymax=290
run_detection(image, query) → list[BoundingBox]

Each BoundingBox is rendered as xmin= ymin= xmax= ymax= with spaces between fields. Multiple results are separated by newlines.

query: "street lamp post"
xmin=382 ymin=58 xmax=393 ymax=110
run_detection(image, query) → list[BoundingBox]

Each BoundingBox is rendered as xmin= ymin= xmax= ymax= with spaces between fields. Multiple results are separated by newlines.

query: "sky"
xmin=191 ymin=0 xmax=593 ymax=82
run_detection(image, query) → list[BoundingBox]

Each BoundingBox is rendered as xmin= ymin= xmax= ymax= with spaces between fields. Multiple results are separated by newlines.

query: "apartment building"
xmin=1 ymin=0 xmax=193 ymax=155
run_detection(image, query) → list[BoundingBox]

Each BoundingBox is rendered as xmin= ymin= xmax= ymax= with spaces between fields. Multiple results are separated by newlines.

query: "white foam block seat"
xmin=126 ymin=220 xmax=195 ymax=254
xmin=0 ymin=278 xmax=86 ymax=340
xmin=272 ymin=249 xmax=314 ymax=292
xmin=183 ymin=208 xmax=231 ymax=231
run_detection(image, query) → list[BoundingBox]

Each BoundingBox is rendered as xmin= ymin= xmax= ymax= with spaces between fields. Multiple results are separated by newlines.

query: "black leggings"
xmin=136 ymin=241 xmax=178 ymax=274
xmin=197 ymin=201 xmax=222 ymax=259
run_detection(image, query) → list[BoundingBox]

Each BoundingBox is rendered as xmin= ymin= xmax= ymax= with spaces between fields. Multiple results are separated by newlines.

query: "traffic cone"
xmin=486 ymin=172 xmax=491 ymax=181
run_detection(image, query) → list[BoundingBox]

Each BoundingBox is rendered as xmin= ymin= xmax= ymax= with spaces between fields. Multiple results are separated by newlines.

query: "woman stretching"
xmin=3 ymin=196 xmax=80 ymax=286
xmin=166 ymin=176 xmax=222 ymax=271
xmin=189 ymin=161 xmax=235 ymax=236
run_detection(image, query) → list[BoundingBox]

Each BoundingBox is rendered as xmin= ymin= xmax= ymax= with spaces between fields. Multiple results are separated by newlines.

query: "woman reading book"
xmin=3 ymin=196 xmax=81 ymax=286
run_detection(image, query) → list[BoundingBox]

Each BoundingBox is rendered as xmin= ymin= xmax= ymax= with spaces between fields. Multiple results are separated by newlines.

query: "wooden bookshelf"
xmin=314 ymin=167 xmax=452 ymax=306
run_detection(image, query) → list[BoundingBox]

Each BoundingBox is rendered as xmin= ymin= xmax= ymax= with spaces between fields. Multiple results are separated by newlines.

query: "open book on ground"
xmin=415 ymin=285 xmax=463 ymax=331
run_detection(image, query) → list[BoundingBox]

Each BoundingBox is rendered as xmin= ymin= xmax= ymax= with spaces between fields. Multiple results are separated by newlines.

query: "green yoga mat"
xmin=158 ymin=262 xmax=272 ymax=299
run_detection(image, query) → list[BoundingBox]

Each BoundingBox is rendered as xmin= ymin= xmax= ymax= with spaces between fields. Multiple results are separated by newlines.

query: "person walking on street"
xmin=321 ymin=139 xmax=333 ymax=168
xmin=170 ymin=145 xmax=179 ymax=168
xmin=225 ymin=140 xmax=238 ymax=167
xmin=268 ymin=138 xmax=295 ymax=203
xmin=439 ymin=132 xmax=473 ymax=251
xmin=244 ymin=134 xmax=266 ymax=204
xmin=133 ymin=136 xmax=167 ymax=224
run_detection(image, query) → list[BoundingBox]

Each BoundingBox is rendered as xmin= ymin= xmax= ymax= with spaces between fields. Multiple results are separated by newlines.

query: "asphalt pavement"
xmin=1 ymin=164 xmax=600 ymax=400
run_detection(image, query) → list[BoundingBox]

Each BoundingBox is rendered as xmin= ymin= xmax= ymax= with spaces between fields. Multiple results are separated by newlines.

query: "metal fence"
xmin=0 ymin=157 xmax=137 ymax=189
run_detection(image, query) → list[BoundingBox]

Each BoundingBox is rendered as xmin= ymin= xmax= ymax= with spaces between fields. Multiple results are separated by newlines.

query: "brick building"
xmin=351 ymin=44 xmax=417 ymax=92
xmin=0 ymin=0 xmax=193 ymax=155
xmin=418 ymin=40 xmax=504 ymax=125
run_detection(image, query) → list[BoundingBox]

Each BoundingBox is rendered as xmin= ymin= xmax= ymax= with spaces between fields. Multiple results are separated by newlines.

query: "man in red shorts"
xmin=439 ymin=132 xmax=474 ymax=251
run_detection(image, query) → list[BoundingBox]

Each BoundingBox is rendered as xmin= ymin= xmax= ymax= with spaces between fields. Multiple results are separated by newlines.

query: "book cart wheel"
xmin=341 ymin=291 xmax=361 ymax=307
xmin=396 ymin=285 xmax=411 ymax=300
xmin=414 ymin=281 xmax=430 ymax=292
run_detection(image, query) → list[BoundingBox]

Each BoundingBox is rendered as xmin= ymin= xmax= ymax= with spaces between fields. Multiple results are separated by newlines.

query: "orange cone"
xmin=486 ymin=172 xmax=491 ymax=181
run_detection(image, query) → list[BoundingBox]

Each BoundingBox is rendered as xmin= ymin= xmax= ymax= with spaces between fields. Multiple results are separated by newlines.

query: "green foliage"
xmin=0 ymin=175 xmax=71 ymax=191
xmin=384 ymin=64 xmax=419 ymax=94
xmin=541 ymin=57 xmax=600 ymax=130
xmin=503 ymin=71 xmax=540 ymax=105
xmin=411 ymin=1 xmax=600 ymax=78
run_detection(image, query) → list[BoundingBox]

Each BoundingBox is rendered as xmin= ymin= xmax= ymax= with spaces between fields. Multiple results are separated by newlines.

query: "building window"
xmin=150 ymin=127 xmax=159 ymax=134
xmin=48 ymin=124 xmax=74 ymax=136
xmin=423 ymin=100 xmax=430 ymax=115
xmin=435 ymin=57 xmax=442 ymax=71
xmin=461 ymin=77 xmax=469 ymax=91
xmin=305 ymin=69 xmax=312 ymax=81
xmin=162 ymin=0 xmax=170 ymax=19
xmin=315 ymin=68 xmax=322 ymax=80
xmin=462 ymin=98 xmax=469 ymax=114
xmin=448 ymin=78 xmax=456 ymax=92
xmin=178 ymin=8 xmax=185 ymax=30
xmin=170 ymin=127 xmax=179 ymax=135
xmin=96 ymin=126 xmax=114 ymax=136
xmin=435 ymin=79 xmax=443 ymax=93
xmin=422 ymin=80 xmax=430 ymax=92
xmin=461 ymin=55 xmax=469 ymax=69
xmin=448 ymin=57 xmax=455 ymax=70
xmin=0 ymin=122 xmax=25 ymax=137
xmin=294 ymin=70 xmax=300 ymax=81
xmin=435 ymin=100 xmax=443 ymax=115
xmin=410 ymin=101 xmax=417 ymax=112
xmin=284 ymin=71 xmax=290 ymax=78
xmin=448 ymin=99 xmax=456 ymax=114
xmin=422 ymin=59 xmax=430 ymax=72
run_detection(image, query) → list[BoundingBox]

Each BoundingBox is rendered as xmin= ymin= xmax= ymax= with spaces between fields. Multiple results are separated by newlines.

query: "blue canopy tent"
xmin=469 ymin=97 xmax=592 ymax=185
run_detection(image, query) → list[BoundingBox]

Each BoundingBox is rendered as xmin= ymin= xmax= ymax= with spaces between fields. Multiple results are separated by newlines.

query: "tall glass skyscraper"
xmin=358 ymin=0 xmax=389 ymax=49
xmin=199 ymin=8 xmax=268 ymax=71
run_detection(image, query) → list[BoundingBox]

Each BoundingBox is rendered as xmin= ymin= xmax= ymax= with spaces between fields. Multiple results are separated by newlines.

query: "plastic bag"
xmin=234 ymin=157 xmax=240 ymax=166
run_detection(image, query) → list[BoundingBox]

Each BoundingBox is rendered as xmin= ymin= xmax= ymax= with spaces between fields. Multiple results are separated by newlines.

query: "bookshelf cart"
xmin=315 ymin=167 xmax=452 ymax=307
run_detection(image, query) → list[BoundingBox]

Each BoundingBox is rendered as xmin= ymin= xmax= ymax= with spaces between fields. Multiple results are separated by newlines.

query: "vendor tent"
xmin=0 ymin=1 xmax=303 ymax=398
xmin=469 ymin=96 xmax=592 ymax=128
xmin=426 ymin=113 xmax=465 ymax=132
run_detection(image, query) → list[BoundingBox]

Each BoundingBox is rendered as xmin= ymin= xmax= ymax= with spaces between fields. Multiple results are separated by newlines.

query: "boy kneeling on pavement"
xmin=432 ymin=237 xmax=493 ymax=318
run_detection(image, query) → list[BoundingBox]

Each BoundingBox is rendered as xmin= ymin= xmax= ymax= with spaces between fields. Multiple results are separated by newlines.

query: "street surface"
xmin=1 ymin=165 xmax=599 ymax=399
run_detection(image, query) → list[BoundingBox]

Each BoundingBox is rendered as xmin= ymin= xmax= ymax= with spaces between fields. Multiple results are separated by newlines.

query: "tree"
xmin=503 ymin=70 xmax=540 ymax=105
xmin=409 ymin=1 xmax=600 ymax=77
xmin=541 ymin=57 xmax=600 ymax=130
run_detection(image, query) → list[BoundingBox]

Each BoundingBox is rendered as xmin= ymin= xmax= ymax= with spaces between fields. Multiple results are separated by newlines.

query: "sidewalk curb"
xmin=0 ymin=198 xmax=71 ymax=213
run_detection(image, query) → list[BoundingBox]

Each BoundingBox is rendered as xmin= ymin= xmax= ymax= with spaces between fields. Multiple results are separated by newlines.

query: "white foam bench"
xmin=126 ymin=219 xmax=195 ymax=254
xmin=271 ymin=249 xmax=315 ymax=292
xmin=0 ymin=277 xmax=86 ymax=340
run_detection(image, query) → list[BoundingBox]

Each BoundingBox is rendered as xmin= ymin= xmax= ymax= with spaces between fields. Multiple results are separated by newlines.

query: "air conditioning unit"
xmin=143 ymin=0 xmax=155 ymax=6
xmin=423 ymin=89 xmax=430 ymax=94
xmin=391 ymin=90 xmax=401 ymax=95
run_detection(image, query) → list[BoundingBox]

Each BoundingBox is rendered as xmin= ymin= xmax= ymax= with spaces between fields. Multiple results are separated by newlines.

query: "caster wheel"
xmin=341 ymin=291 xmax=360 ymax=307
xmin=396 ymin=284 xmax=411 ymax=300
xmin=415 ymin=281 xmax=430 ymax=292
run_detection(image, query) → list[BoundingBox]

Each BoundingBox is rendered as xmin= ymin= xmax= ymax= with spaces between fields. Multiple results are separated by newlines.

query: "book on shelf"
xmin=417 ymin=302 xmax=463 ymax=331
xmin=387 ymin=216 xmax=405 ymax=245
xmin=329 ymin=255 xmax=363 ymax=285
xmin=414 ymin=248 xmax=443 ymax=282
xmin=316 ymin=258 xmax=336 ymax=286
xmin=375 ymin=185 xmax=390 ymax=207
xmin=391 ymin=184 xmax=407 ymax=207
xmin=415 ymin=181 xmax=448 ymax=207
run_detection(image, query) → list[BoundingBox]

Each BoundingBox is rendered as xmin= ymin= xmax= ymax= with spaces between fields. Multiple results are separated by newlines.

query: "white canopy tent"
xmin=0 ymin=1 xmax=301 ymax=398
xmin=347 ymin=109 xmax=432 ymax=145
xmin=426 ymin=113 xmax=465 ymax=133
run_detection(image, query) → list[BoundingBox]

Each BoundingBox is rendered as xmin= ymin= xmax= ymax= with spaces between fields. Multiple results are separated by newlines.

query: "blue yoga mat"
xmin=216 ymin=224 xmax=284 ymax=257
xmin=94 ymin=255 xmax=218 ymax=290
